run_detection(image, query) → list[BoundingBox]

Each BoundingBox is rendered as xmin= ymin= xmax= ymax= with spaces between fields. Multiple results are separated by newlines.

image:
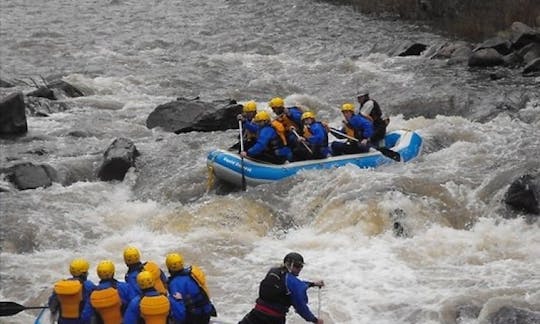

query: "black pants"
xmin=185 ymin=313 xmax=211 ymax=324
xmin=238 ymin=309 xmax=286 ymax=324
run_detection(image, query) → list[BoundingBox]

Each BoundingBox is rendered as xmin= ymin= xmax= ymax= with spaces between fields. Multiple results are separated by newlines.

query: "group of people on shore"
xmin=48 ymin=249 xmax=323 ymax=324
xmin=234 ymin=90 xmax=389 ymax=164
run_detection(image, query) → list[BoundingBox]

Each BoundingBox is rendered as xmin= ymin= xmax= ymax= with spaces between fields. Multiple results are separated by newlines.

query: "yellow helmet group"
xmin=165 ymin=253 xmax=184 ymax=272
xmin=341 ymin=103 xmax=355 ymax=112
xmin=136 ymin=271 xmax=155 ymax=290
xmin=301 ymin=111 xmax=315 ymax=121
xmin=97 ymin=260 xmax=115 ymax=280
xmin=269 ymin=97 xmax=284 ymax=109
xmin=69 ymin=258 xmax=90 ymax=276
xmin=123 ymin=246 xmax=141 ymax=265
xmin=254 ymin=111 xmax=271 ymax=122
xmin=243 ymin=101 xmax=257 ymax=113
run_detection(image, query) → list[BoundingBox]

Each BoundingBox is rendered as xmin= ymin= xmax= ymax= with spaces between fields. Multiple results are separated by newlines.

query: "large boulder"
xmin=504 ymin=174 xmax=539 ymax=215
xmin=97 ymin=137 xmax=139 ymax=181
xmin=522 ymin=57 xmax=540 ymax=75
xmin=473 ymin=36 xmax=513 ymax=55
xmin=0 ymin=92 xmax=27 ymax=135
xmin=4 ymin=162 xmax=58 ymax=190
xmin=0 ymin=78 xmax=14 ymax=88
xmin=489 ymin=306 xmax=540 ymax=324
xmin=468 ymin=48 xmax=505 ymax=67
xmin=146 ymin=98 xmax=243 ymax=133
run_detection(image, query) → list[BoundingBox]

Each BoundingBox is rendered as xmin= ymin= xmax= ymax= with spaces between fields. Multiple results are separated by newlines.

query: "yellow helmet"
xmin=301 ymin=111 xmax=315 ymax=120
xmin=137 ymin=270 xmax=155 ymax=290
xmin=69 ymin=258 xmax=90 ymax=277
xmin=341 ymin=103 xmax=355 ymax=112
xmin=254 ymin=111 xmax=271 ymax=122
xmin=165 ymin=253 xmax=184 ymax=272
xmin=243 ymin=101 xmax=257 ymax=113
xmin=123 ymin=246 xmax=141 ymax=265
xmin=269 ymin=97 xmax=284 ymax=109
xmin=96 ymin=260 xmax=115 ymax=280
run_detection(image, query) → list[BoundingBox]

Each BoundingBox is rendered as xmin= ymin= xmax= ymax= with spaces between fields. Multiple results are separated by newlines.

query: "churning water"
xmin=1 ymin=0 xmax=539 ymax=323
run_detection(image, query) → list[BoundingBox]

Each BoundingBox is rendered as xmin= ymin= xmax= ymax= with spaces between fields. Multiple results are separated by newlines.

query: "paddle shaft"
xmin=238 ymin=120 xmax=246 ymax=190
xmin=329 ymin=127 xmax=401 ymax=161
xmin=0 ymin=301 xmax=48 ymax=317
xmin=291 ymin=128 xmax=313 ymax=154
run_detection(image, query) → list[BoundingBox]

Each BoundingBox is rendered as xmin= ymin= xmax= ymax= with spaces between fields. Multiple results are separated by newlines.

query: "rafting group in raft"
xmin=9 ymin=248 xmax=324 ymax=324
xmin=231 ymin=91 xmax=389 ymax=165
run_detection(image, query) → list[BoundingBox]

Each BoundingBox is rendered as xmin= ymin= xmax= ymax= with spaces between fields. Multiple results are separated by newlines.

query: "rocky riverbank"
xmin=321 ymin=0 xmax=540 ymax=40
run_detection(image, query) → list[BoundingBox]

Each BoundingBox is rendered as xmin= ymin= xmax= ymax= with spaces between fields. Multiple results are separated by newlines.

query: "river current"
xmin=1 ymin=0 xmax=539 ymax=323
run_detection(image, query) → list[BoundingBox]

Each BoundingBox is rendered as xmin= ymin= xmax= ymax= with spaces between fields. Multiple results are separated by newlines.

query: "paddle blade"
xmin=377 ymin=147 xmax=401 ymax=162
xmin=0 ymin=301 xmax=26 ymax=316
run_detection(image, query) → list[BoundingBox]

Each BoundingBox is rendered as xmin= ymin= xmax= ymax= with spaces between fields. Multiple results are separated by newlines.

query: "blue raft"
xmin=207 ymin=129 xmax=423 ymax=187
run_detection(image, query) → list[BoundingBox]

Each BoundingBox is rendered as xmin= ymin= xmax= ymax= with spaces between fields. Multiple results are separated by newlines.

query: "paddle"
xmin=0 ymin=301 xmax=48 ymax=317
xmin=291 ymin=128 xmax=313 ymax=154
xmin=238 ymin=120 xmax=247 ymax=191
xmin=328 ymin=127 xmax=401 ymax=162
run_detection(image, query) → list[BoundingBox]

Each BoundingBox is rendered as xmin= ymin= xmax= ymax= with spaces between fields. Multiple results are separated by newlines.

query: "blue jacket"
xmin=286 ymin=272 xmax=317 ymax=323
xmin=242 ymin=118 xmax=258 ymax=135
xmin=247 ymin=124 xmax=279 ymax=157
xmin=343 ymin=114 xmax=374 ymax=140
xmin=286 ymin=106 xmax=303 ymax=128
xmin=125 ymin=262 xmax=167 ymax=295
xmin=124 ymin=289 xmax=186 ymax=324
xmin=48 ymin=278 xmax=97 ymax=324
xmin=167 ymin=269 xmax=213 ymax=317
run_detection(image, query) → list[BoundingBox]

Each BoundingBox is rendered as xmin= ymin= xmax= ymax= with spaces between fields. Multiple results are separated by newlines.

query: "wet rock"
xmin=474 ymin=36 xmax=513 ymax=55
xmin=0 ymin=92 xmax=27 ymax=136
xmin=489 ymin=306 xmax=540 ymax=324
xmin=510 ymin=22 xmax=540 ymax=50
xmin=397 ymin=43 xmax=428 ymax=56
xmin=431 ymin=41 xmax=472 ymax=59
xmin=468 ymin=48 xmax=505 ymax=67
xmin=0 ymin=78 xmax=15 ymax=88
xmin=456 ymin=304 xmax=481 ymax=321
xmin=4 ymin=162 xmax=58 ymax=190
xmin=504 ymin=174 xmax=539 ymax=215
xmin=146 ymin=98 xmax=243 ymax=133
xmin=517 ymin=42 xmax=540 ymax=65
xmin=26 ymin=86 xmax=56 ymax=100
xmin=47 ymin=79 xmax=85 ymax=98
xmin=25 ymin=96 xmax=70 ymax=116
xmin=522 ymin=57 xmax=540 ymax=75
xmin=97 ymin=137 xmax=139 ymax=181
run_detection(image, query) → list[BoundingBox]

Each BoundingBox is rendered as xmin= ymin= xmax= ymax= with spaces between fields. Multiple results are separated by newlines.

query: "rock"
xmin=0 ymin=78 xmax=15 ymax=88
xmin=24 ymin=96 xmax=70 ymax=116
xmin=97 ymin=137 xmax=139 ymax=181
xmin=504 ymin=174 xmax=539 ymax=215
xmin=468 ymin=48 xmax=505 ymax=67
xmin=473 ymin=36 xmax=512 ymax=55
xmin=490 ymin=306 xmax=540 ymax=324
xmin=523 ymin=57 xmax=540 ymax=75
xmin=431 ymin=41 xmax=472 ymax=59
xmin=517 ymin=42 xmax=540 ymax=65
xmin=0 ymin=92 xmax=27 ymax=136
xmin=397 ymin=43 xmax=428 ymax=56
xmin=502 ymin=52 xmax=522 ymax=67
xmin=47 ymin=79 xmax=85 ymax=98
xmin=510 ymin=22 xmax=540 ymax=50
xmin=5 ymin=162 xmax=58 ymax=190
xmin=146 ymin=98 xmax=243 ymax=133
xmin=26 ymin=86 xmax=56 ymax=100
xmin=447 ymin=46 xmax=473 ymax=65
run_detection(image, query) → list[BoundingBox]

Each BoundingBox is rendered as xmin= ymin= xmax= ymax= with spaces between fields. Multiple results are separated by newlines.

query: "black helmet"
xmin=283 ymin=252 xmax=304 ymax=266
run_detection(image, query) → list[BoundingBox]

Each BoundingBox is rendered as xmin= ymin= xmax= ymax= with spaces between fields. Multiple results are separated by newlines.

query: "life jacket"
xmin=271 ymin=120 xmax=287 ymax=146
xmin=258 ymin=267 xmax=291 ymax=310
xmin=54 ymin=279 xmax=83 ymax=319
xmin=143 ymin=261 xmax=168 ymax=295
xmin=140 ymin=295 xmax=170 ymax=324
xmin=90 ymin=284 xmax=122 ymax=324
xmin=275 ymin=114 xmax=300 ymax=132
xmin=343 ymin=122 xmax=356 ymax=139
xmin=303 ymin=122 xmax=329 ymax=145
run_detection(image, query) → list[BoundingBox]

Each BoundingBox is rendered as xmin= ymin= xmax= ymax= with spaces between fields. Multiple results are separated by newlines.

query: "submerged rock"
xmin=504 ymin=174 xmax=539 ymax=215
xmin=97 ymin=137 xmax=139 ymax=181
xmin=0 ymin=92 xmax=27 ymax=136
xmin=4 ymin=162 xmax=58 ymax=190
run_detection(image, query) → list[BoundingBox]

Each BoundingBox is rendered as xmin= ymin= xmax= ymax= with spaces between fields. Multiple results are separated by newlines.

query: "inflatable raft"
xmin=207 ymin=129 xmax=423 ymax=187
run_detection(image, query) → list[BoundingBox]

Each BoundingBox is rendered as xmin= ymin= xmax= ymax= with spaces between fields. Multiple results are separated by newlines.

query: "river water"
xmin=1 ymin=0 xmax=539 ymax=323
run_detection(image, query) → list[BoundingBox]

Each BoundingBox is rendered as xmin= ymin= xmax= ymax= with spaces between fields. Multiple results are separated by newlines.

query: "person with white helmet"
xmin=357 ymin=89 xmax=389 ymax=147
xmin=48 ymin=258 xmax=97 ymax=324
xmin=238 ymin=252 xmax=325 ymax=324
